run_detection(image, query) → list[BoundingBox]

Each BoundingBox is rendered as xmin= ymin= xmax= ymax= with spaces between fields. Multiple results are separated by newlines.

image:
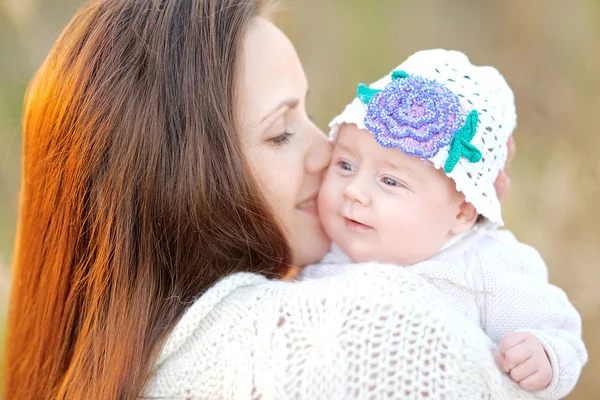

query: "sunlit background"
xmin=1 ymin=0 xmax=598 ymax=398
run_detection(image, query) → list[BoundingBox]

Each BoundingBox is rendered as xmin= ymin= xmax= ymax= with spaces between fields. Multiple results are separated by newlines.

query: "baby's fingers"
xmin=508 ymin=357 xmax=538 ymax=383
xmin=519 ymin=369 xmax=553 ymax=392
xmin=505 ymin=136 xmax=516 ymax=168
xmin=503 ymin=344 xmax=532 ymax=371
xmin=499 ymin=332 xmax=528 ymax=354
xmin=493 ymin=350 xmax=508 ymax=372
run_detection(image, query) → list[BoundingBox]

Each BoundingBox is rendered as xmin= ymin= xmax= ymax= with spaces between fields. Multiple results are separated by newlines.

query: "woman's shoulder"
xmin=144 ymin=265 xmax=534 ymax=399
xmin=232 ymin=263 xmax=459 ymax=324
xmin=155 ymin=264 xmax=437 ymax=361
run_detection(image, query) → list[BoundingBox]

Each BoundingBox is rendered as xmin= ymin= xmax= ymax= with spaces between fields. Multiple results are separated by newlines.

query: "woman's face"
xmin=239 ymin=17 xmax=332 ymax=266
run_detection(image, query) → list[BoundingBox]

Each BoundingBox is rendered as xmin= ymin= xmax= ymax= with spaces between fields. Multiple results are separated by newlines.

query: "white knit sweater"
xmin=301 ymin=229 xmax=587 ymax=399
xmin=143 ymin=264 xmax=540 ymax=399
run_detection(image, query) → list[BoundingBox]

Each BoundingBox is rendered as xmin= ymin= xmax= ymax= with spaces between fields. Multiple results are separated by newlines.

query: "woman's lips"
xmin=344 ymin=217 xmax=373 ymax=232
xmin=296 ymin=194 xmax=319 ymax=216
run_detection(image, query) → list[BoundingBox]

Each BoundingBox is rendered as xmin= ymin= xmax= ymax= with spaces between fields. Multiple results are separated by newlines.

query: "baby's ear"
xmin=451 ymin=201 xmax=478 ymax=234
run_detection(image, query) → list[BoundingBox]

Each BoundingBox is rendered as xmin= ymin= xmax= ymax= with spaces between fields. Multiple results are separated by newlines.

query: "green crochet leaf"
xmin=444 ymin=110 xmax=482 ymax=173
xmin=357 ymin=71 xmax=408 ymax=105
xmin=392 ymin=70 xmax=410 ymax=80
xmin=357 ymin=83 xmax=381 ymax=105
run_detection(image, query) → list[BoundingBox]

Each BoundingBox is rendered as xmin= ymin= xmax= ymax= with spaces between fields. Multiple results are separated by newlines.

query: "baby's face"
xmin=318 ymin=123 xmax=467 ymax=265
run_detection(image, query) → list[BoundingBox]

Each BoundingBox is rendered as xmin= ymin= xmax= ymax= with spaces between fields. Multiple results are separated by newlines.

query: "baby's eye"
xmin=381 ymin=177 xmax=401 ymax=187
xmin=338 ymin=160 xmax=355 ymax=172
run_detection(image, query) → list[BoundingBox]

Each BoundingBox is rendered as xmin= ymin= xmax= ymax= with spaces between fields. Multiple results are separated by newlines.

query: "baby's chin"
xmin=324 ymin=222 xmax=440 ymax=266
xmin=344 ymin=245 xmax=435 ymax=267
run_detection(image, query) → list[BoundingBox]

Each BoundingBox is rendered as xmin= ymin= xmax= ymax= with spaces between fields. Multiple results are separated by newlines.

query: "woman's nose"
xmin=305 ymin=126 xmax=332 ymax=174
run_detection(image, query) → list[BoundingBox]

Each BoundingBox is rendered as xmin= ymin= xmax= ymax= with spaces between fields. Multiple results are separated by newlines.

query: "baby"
xmin=301 ymin=50 xmax=587 ymax=398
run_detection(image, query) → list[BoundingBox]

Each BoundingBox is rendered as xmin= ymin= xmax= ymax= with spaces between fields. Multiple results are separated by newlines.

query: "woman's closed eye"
xmin=269 ymin=132 xmax=295 ymax=146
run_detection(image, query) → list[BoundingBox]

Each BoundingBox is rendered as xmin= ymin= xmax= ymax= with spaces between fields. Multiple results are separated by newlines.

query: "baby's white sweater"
xmin=301 ymin=228 xmax=588 ymax=399
xmin=143 ymin=265 xmax=540 ymax=399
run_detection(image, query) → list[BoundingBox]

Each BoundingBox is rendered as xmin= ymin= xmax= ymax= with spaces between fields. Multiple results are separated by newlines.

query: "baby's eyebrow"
xmin=335 ymin=143 xmax=359 ymax=158
xmin=383 ymin=160 xmax=421 ymax=180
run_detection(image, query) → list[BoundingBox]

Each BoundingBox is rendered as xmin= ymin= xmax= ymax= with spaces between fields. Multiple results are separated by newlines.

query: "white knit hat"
xmin=330 ymin=49 xmax=516 ymax=227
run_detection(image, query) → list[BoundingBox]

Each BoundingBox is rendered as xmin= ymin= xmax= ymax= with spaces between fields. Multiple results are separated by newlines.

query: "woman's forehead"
xmin=239 ymin=17 xmax=307 ymax=130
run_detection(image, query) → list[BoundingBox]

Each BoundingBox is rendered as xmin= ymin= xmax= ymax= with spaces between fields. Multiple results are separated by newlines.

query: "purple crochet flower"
xmin=364 ymin=75 xmax=465 ymax=159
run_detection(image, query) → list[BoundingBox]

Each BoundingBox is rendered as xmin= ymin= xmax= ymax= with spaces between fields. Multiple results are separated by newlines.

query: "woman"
xmin=5 ymin=0 xmax=522 ymax=399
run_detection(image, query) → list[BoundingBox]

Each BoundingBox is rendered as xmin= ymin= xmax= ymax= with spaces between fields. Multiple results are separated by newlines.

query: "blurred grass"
xmin=1 ymin=0 xmax=599 ymax=399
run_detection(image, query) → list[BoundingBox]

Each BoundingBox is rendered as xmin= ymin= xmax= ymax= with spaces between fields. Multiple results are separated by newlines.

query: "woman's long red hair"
xmin=5 ymin=0 xmax=288 ymax=398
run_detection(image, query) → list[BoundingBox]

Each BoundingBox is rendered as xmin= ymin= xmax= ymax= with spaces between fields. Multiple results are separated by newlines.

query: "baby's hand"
xmin=493 ymin=332 xmax=552 ymax=392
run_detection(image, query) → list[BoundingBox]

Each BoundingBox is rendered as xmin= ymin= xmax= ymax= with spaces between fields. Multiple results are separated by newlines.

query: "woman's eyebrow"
xmin=260 ymin=98 xmax=300 ymax=124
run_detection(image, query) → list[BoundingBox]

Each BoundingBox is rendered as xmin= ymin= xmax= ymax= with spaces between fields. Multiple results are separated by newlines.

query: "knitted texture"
xmin=302 ymin=229 xmax=588 ymax=399
xmin=143 ymin=268 xmax=540 ymax=399
xmin=329 ymin=49 xmax=517 ymax=226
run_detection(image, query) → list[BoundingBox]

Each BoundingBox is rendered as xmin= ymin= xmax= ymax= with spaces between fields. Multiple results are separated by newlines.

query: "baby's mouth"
xmin=343 ymin=217 xmax=373 ymax=232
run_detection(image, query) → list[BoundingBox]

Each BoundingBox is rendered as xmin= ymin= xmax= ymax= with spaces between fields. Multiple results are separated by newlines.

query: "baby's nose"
xmin=343 ymin=182 xmax=370 ymax=206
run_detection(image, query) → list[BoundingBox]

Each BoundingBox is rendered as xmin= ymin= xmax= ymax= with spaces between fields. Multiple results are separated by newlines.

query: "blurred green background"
xmin=0 ymin=0 xmax=598 ymax=398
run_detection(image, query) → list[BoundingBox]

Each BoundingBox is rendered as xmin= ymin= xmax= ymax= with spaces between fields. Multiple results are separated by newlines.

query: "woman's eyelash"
xmin=270 ymin=132 xmax=294 ymax=145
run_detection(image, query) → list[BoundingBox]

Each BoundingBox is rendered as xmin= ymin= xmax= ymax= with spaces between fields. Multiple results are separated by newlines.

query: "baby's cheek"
xmin=318 ymin=189 xmax=336 ymax=222
xmin=319 ymin=202 xmax=351 ymax=253
xmin=384 ymin=221 xmax=432 ymax=264
xmin=318 ymin=177 xmax=339 ymax=210
xmin=384 ymin=209 xmax=420 ymax=243
xmin=375 ymin=226 xmax=408 ymax=263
